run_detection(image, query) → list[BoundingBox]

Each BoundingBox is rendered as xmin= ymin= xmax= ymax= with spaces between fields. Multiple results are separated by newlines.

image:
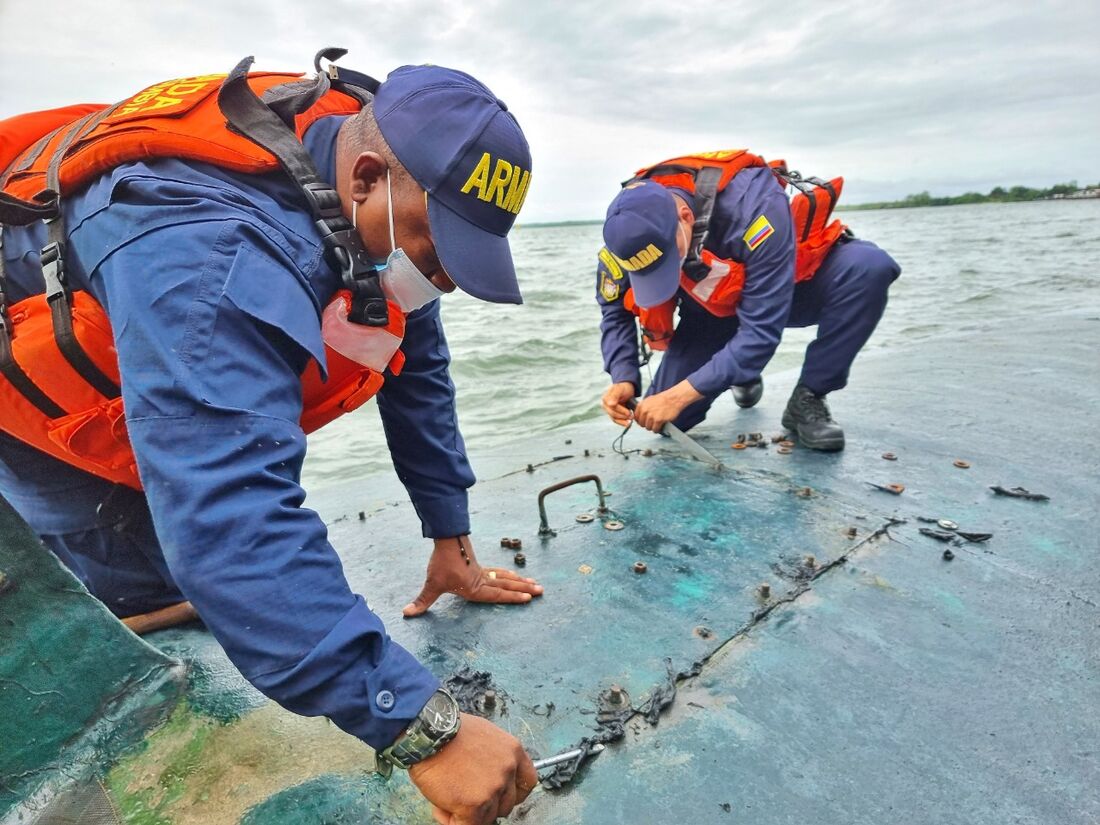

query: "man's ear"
xmin=350 ymin=151 xmax=389 ymax=203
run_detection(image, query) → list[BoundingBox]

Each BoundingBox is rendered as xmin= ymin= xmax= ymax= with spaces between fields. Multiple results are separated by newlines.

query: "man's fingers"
xmin=403 ymin=580 xmax=444 ymax=618
xmin=470 ymin=588 xmax=534 ymax=605
xmin=483 ymin=570 xmax=544 ymax=595
xmin=515 ymin=752 xmax=539 ymax=802
xmin=430 ymin=805 xmax=451 ymax=825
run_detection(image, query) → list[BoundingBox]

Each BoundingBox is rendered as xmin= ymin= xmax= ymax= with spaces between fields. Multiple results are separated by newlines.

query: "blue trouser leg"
xmin=647 ymin=304 xmax=741 ymax=431
xmin=787 ymin=238 xmax=901 ymax=395
xmin=0 ymin=432 xmax=184 ymax=618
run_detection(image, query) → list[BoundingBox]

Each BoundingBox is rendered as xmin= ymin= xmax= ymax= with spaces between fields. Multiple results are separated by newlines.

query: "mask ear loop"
xmin=385 ymin=169 xmax=397 ymax=255
xmin=352 ymin=200 xmax=358 ymax=230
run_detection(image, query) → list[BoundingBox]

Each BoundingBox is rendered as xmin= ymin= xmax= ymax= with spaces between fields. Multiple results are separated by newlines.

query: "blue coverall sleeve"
xmin=82 ymin=180 xmax=438 ymax=750
xmin=375 ymin=300 xmax=475 ymax=538
xmin=596 ymin=254 xmax=643 ymax=393
xmin=686 ymin=185 xmax=796 ymax=397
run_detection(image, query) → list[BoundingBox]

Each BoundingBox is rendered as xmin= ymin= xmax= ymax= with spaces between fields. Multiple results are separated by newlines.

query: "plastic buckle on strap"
xmin=40 ymin=240 xmax=69 ymax=303
xmin=302 ymin=181 xmax=345 ymax=223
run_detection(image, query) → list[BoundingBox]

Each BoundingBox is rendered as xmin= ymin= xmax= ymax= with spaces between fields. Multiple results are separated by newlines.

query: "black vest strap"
xmin=0 ymin=230 xmax=68 ymax=419
xmin=39 ymin=110 xmax=123 ymax=401
xmin=218 ymin=54 xmax=389 ymax=327
xmin=681 ymin=166 xmax=722 ymax=283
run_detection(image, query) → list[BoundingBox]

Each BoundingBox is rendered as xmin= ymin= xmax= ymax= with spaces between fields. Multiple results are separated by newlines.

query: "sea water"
xmin=304 ymin=200 xmax=1100 ymax=488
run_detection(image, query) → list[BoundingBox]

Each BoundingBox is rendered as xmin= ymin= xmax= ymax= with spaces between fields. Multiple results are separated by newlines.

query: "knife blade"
xmin=663 ymin=421 xmax=724 ymax=469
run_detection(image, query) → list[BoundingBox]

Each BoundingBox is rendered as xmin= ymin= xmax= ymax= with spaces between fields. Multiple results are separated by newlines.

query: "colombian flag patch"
xmin=743 ymin=215 xmax=775 ymax=251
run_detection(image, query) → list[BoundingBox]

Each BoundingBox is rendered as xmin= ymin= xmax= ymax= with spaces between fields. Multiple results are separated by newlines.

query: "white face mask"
xmin=355 ymin=170 xmax=444 ymax=314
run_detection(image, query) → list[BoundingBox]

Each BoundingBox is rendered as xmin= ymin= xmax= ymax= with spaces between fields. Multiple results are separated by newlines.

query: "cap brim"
xmin=427 ymin=196 xmax=523 ymax=304
xmin=627 ymin=252 xmax=682 ymax=309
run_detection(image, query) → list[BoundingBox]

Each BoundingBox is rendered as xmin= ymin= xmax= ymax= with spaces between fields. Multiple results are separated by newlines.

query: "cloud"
xmin=2 ymin=0 xmax=1097 ymax=219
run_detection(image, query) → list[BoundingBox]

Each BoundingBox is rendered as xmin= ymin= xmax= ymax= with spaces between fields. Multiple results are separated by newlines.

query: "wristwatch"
xmin=375 ymin=688 xmax=461 ymax=778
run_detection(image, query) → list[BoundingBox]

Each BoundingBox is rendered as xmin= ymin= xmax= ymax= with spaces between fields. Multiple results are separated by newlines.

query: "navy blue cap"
xmin=602 ymin=181 xmax=682 ymax=308
xmin=374 ymin=65 xmax=532 ymax=304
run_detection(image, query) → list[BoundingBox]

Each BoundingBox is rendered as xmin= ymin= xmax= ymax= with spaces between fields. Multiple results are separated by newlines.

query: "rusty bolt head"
xmin=643 ymin=448 xmax=654 ymax=457
xmin=731 ymin=443 xmax=748 ymax=450
xmin=512 ymin=538 xmax=523 ymax=550
xmin=881 ymin=452 xmax=898 ymax=461
xmin=846 ymin=527 xmax=858 ymax=538
xmin=633 ymin=561 xmax=648 ymax=574
xmin=943 ymin=549 xmax=955 ymax=561
xmin=358 ymin=511 xmax=366 ymax=521
xmin=609 ymin=685 xmax=625 ymax=704
xmin=797 ymin=487 xmax=813 ymax=498
xmin=803 ymin=554 xmax=817 ymax=568
xmin=953 ymin=460 xmax=971 ymax=469
xmin=757 ymin=582 xmax=771 ymax=599
xmin=500 ymin=537 xmax=510 ymax=548
xmin=514 ymin=552 xmax=526 ymax=566
xmin=482 ymin=690 xmax=497 ymax=709
xmin=693 ymin=625 xmax=714 ymax=639
xmin=887 ymin=483 xmax=906 ymax=494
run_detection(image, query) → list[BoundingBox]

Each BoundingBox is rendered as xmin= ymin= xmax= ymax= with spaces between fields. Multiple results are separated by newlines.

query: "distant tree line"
xmin=842 ymin=181 xmax=1100 ymax=211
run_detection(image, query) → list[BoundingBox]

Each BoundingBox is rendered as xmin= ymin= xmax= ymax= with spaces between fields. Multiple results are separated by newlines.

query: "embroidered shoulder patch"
xmin=743 ymin=214 xmax=775 ymax=251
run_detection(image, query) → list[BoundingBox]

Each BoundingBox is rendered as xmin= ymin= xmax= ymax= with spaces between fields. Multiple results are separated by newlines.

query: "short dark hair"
xmin=338 ymin=103 xmax=418 ymax=194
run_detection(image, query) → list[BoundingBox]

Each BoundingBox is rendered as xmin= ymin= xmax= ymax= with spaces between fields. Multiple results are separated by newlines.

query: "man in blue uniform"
xmin=1 ymin=64 xmax=539 ymax=823
xmin=597 ymin=159 xmax=901 ymax=450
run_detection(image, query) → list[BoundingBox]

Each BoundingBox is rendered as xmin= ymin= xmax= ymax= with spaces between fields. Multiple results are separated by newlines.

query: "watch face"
xmin=420 ymin=691 xmax=459 ymax=738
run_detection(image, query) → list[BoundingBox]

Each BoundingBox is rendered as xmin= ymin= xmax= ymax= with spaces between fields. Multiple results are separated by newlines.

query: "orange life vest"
xmin=0 ymin=66 xmax=404 ymax=489
xmin=617 ymin=150 xmax=849 ymax=350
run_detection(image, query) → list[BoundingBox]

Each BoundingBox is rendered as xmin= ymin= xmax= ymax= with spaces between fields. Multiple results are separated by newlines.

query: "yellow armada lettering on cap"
xmin=460 ymin=152 xmax=532 ymax=215
xmin=613 ymin=243 xmax=664 ymax=272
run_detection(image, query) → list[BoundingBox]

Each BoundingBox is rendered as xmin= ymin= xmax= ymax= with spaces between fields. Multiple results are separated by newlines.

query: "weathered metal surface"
xmin=3 ymin=310 xmax=1098 ymax=823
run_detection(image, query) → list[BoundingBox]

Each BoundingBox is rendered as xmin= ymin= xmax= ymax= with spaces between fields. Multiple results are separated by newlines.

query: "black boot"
xmin=782 ymin=385 xmax=845 ymax=451
xmin=732 ymin=377 xmax=764 ymax=409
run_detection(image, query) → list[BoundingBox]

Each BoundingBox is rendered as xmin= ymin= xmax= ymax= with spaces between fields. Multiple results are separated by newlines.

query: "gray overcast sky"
xmin=2 ymin=0 xmax=1098 ymax=221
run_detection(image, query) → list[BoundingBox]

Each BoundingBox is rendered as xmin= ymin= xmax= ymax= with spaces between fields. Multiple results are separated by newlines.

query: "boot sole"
xmin=781 ymin=412 xmax=846 ymax=452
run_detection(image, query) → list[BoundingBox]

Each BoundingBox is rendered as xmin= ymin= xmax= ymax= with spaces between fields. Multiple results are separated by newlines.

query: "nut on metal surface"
xmin=482 ymin=690 xmax=497 ymax=710
xmin=604 ymin=519 xmax=625 ymax=531
xmin=633 ymin=561 xmax=648 ymax=574
xmin=578 ymin=564 xmax=593 ymax=575
xmin=575 ymin=513 xmax=595 ymax=523
xmin=881 ymin=452 xmax=897 ymax=461
xmin=943 ymin=549 xmax=955 ymax=561
xmin=778 ymin=440 xmax=795 ymax=448
xmin=796 ymin=486 xmax=814 ymax=498
xmin=846 ymin=526 xmax=858 ymax=538
xmin=937 ymin=519 xmax=959 ymax=530
xmin=803 ymin=554 xmax=816 ymax=569
xmin=513 ymin=552 xmax=526 ymax=566
xmin=358 ymin=511 xmax=366 ymax=521
xmin=757 ymin=582 xmax=771 ymax=598
xmin=777 ymin=446 xmax=793 ymax=455
xmin=953 ymin=459 xmax=971 ymax=469
xmin=731 ymin=443 xmax=748 ymax=450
